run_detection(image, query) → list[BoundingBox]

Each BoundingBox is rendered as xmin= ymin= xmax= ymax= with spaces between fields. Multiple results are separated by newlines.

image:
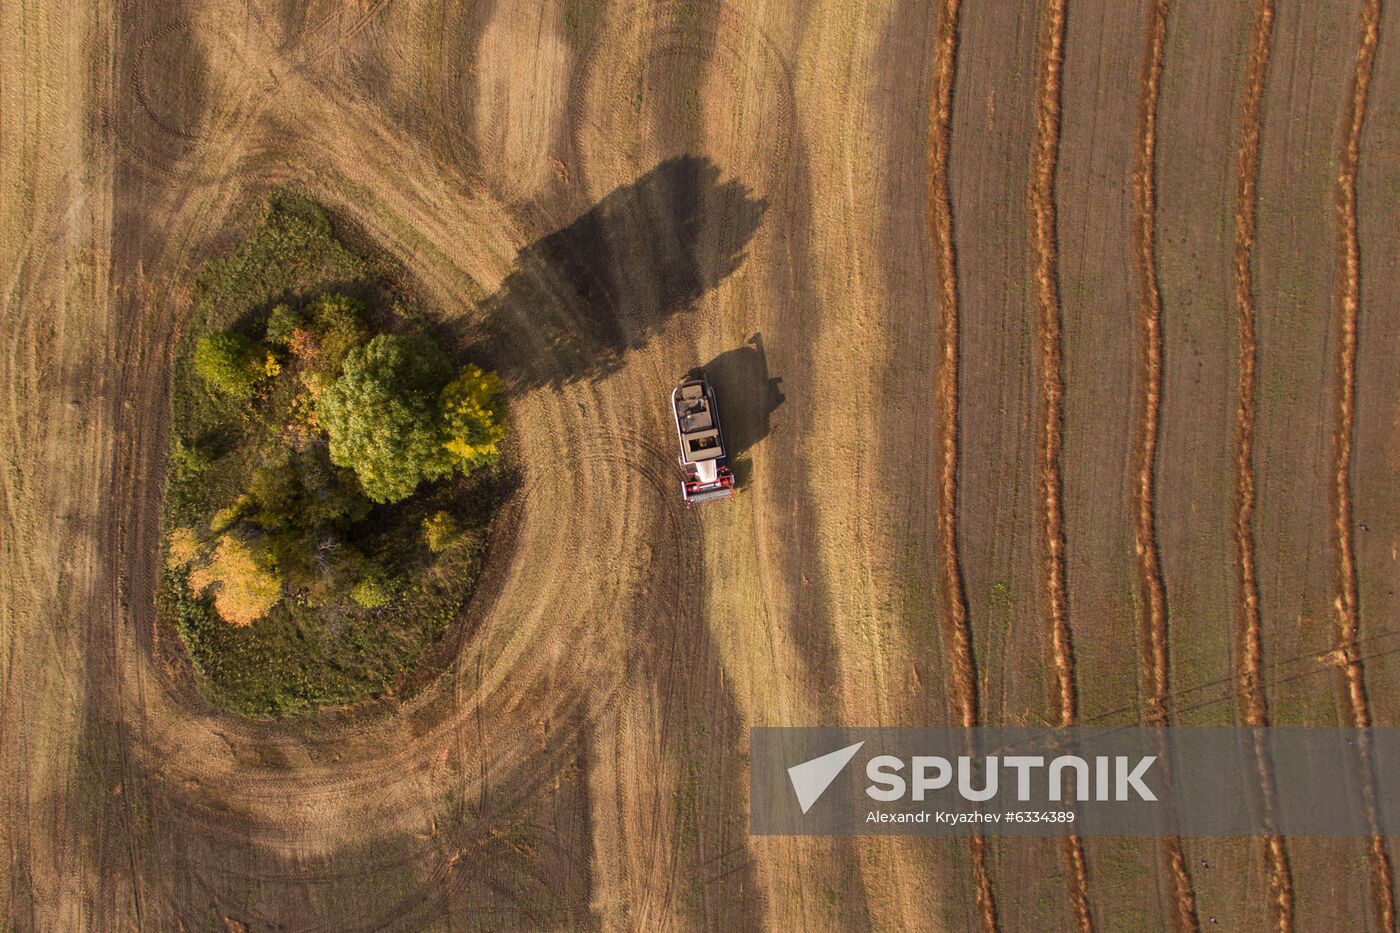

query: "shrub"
xmin=265 ymin=303 xmax=302 ymax=346
xmin=319 ymin=334 xmax=456 ymax=503
xmin=440 ymin=364 xmax=507 ymax=468
xmin=187 ymin=534 xmax=282 ymax=626
xmin=422 ymin=510 xmax=459 ymax=552
xmin=350 ymin=575 xmax=392 ymax=609
xmin=169 ymin=438 xmax=211 ymax=482
xmin=193 ymin=331 xmax=265 ymax=399
xmin=209 ymin=495 xmax=251 ymax=535
xmin=166 ymin=527 xmax=203 ymax=570
xmin=248 ymin=455 xmax=299 ymax=531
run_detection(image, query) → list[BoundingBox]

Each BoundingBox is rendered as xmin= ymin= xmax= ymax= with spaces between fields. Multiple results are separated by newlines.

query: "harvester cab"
xmin=672 ymin=375 xmax=735 ymax=505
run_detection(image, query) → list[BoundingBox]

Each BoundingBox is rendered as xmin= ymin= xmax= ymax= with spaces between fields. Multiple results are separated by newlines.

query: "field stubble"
xmin=4 ymin=0 xmax=1399 ymax=929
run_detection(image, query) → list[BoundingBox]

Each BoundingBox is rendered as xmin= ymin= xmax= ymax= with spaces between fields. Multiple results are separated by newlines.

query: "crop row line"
xmin=927 ymin=0 xmax=999 ymax=928
xmin=1331 ymin=0 xmax=1393 ymax=927
xmin=1131 ymin=1 xmax=1200 ymax=928
xmin=1028 ymin=0 xmax=1092 ymax=929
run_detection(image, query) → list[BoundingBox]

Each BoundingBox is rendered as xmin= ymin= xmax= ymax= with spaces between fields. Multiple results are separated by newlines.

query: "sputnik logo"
xmin=787 ymin=742 xmax=864 ymax=814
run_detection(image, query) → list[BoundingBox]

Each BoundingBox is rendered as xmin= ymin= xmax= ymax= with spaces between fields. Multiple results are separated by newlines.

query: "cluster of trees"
xmin=318 ymin=333 xmax=506 ymax=504
xmin=171 ymin=293 xmax=506 ymax=627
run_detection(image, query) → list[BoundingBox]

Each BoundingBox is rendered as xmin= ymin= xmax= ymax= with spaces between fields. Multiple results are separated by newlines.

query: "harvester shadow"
xmin=469 ymin=155 xmax=767 ymax=391
xmin=691 ymin=333 xmax=784 ymax=489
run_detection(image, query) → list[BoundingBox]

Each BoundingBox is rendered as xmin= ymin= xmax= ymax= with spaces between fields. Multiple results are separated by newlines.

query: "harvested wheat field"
xmin=3 ymin=0 xmax=1399 ymax=929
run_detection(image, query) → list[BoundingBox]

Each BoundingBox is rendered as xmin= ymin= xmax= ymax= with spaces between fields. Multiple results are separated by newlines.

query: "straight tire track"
xmin=1029 ymin=0 xmax=1090 ymax=929
xmin=1231 ymin=1 xmax=1294 ymax=928
xmin=1331 ymin=0 xmax=1394 ymax=927
xmin=1130 ymin=1 xmax=1198 ymax=929
xmin=927 ymin=0 xmax=998 ymax=929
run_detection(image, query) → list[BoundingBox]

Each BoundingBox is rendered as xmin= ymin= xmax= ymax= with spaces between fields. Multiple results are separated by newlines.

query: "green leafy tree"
xmin=265 ymin=529 xmax=318 ymax=594
xmin=297 ymin=451 xmax=372 ymax=526
xmin=439 ymin=365 xmax=507 ymax=468
xmin=318 ymin=334 xmax=455 ymax=503
xmin=243 ymin=448 xmax=371 ymax=603
xmin=193 ymin=331 xmax=265 ymax=398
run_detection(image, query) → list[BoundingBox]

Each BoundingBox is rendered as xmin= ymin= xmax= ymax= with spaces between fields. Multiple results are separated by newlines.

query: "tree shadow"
xmin=690 ymin=333 xmax=784 ymax=488
xmin=471 ymin=156 xmax=767 ymax=391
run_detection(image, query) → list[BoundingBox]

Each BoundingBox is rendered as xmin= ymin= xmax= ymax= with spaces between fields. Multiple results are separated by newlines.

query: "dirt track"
xmin=3 ymin=1 xmax=1400 ymax=930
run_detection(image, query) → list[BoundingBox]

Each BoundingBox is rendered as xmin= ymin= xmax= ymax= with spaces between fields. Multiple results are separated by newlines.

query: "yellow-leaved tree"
xmin=439 ymin=364 xmax=507 ymax=468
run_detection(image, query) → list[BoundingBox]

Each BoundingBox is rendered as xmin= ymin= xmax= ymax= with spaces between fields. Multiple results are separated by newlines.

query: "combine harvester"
xmin=672 ymin=375 xmax=735 ymax=505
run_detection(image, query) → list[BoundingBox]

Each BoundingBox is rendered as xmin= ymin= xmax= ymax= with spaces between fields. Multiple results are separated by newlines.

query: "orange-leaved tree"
xmin=188 ymin=534 xmax=282 ymax=626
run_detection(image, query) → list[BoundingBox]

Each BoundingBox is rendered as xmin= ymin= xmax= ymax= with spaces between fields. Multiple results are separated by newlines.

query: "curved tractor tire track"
xmin=95 ymin=30 xmax=699 ymax=922
xmin=1029 ymin=0 xmax=1091 ymax=929
xmin=927 ymin=0 xmax=998 ymax=930
xmin=1131 ymin=1 xmax=1199 ymax=929
xmin=1331 ymin=0 xmax=1394 ymax=927
xmin=1231 ymin=1 xmax=1295 ymax=928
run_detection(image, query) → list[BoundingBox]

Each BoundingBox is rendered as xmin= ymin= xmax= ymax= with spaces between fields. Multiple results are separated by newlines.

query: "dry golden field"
xmin=3 ymin=0 xmax=1399 ymax=929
